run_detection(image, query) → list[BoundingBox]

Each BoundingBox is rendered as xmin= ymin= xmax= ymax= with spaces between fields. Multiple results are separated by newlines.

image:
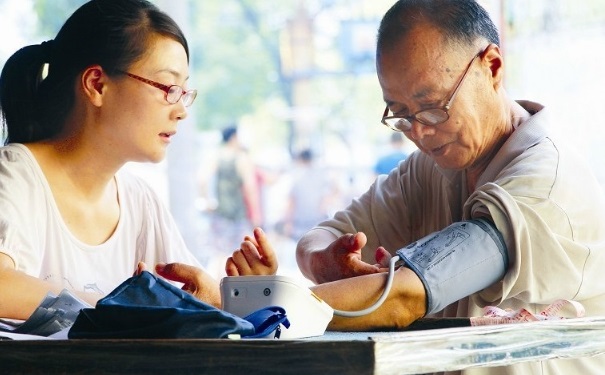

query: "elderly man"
xmin=290 ymin=0 xmax=605 ymax=373
xmin=162 ymin=0 xmax=605 ymax=373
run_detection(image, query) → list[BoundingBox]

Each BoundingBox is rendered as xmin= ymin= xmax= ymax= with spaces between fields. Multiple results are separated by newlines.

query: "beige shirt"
xmin=316 ymin=102 xmax=605 ymax=374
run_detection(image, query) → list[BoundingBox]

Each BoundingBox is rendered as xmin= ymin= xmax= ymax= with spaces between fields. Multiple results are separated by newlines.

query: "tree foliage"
xmin=189 ymin=0 xmax=294 ymax=131
xmin=33 ymin=0 xmax=86 ymax=38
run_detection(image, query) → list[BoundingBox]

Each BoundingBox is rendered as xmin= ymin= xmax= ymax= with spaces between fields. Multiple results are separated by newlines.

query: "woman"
xmin=0 ymin=0 xmax=220 ymax=320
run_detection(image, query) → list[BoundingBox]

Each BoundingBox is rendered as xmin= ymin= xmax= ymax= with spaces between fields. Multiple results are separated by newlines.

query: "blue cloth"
xmin=68 ymin=271 xmax=288 ymax=339
xmin=374 ymin=151 xmax=407 ymax=175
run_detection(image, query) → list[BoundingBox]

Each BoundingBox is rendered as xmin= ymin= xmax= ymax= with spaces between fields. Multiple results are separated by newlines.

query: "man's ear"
xmin=481 ymin=43 xmax=504 ymax=90
xmin=81 ymin=65 xmax=107 ymax=107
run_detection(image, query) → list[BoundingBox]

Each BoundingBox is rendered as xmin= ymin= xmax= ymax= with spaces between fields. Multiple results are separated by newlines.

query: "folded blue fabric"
xmin=244 ymin=305 xmax=290 ymax=339
xmin=68 ymin=271 xmax=288 ymax=339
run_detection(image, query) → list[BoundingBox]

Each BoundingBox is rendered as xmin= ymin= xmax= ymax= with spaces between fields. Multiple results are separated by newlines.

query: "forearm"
xmin=0 ymin=267 xmax=64 ymax=320
xmin=0 ymin=261 xmax=101 ymax=320
xmin=295 ymin=228 xmax=338 ymax=283
xmin=311 ymin=267 xmax=426 ymax=331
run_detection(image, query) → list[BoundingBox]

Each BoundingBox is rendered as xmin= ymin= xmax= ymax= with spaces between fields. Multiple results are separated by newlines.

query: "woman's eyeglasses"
xmin=120 ymin=71 xmax=197 ymax=107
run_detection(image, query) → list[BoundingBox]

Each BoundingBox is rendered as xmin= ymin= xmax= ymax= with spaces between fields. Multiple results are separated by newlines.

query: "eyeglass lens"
xmin=384 ymin=108 xmax=449 ymax=131
xmin=167 ymin=86 xmax=197 ymax=106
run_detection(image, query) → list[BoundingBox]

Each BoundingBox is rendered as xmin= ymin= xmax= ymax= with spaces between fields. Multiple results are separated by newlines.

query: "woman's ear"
xmin=481 ymin=43 xmax=504 ymax=90
xmin=81 ymin=65 xmax=106 ymax=107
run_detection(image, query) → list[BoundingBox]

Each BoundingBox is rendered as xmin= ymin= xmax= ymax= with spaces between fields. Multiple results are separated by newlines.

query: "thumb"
xmin=155 ymin=262 xmax=197 ymax=283
xmin=134 ymin=261 xmax=147 ymax=276
xmin=344 ymin=232 xmax=367 ymax=253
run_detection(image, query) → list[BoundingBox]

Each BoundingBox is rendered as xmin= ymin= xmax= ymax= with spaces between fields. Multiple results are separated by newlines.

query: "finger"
xmin=134 ymin=261 xmax=147 ymax=276
xmin=225 ymin=257 xmax=240 ymax=276
xmin=243 ymin=234 xmax=259 ymax=248
xmin=240 ymin=239 xmax=262 ymax=261
xmin=350 ymin=257 xmax=382 ymax=276
xmin=350 ymin=232 xmax=368 ymax=252
xmin=156 ymin=263 xmax=221 ymax=306
xmin=231 ymin=248 xmax=254 ymax=275
xmin=253 ymin=227 xmax=278 ymax=271
xmin=336 ymin=232 xmax=366 ymax=255
xmin=374 ymin=247 xmax=392 ymax=268
xmin=155 ymin=262 xmax=200 ymax=284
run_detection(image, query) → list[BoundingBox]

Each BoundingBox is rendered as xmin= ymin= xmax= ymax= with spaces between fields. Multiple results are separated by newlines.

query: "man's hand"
xmin=225 ymin=227 xmax=278 ymax=276
xmin=308 ymin=232 xmax=382 ymax=284
xmin=155 ymin=263 xmax=221 ymax=308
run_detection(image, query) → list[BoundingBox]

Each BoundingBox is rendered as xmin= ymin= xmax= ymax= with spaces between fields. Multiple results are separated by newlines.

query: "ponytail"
xmin=0 ymin=41 xmax=56 ymax=144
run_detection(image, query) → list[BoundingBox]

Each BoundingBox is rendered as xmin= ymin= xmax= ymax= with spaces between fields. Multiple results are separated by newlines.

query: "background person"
xmin=201 ymin=125 xmax=264 ymax=277
xmin=282 ymin=149 xmax=334 ymax=241
xmin=213 ymin=126 xmax=263 ymax=231
xmin=373 ymin=132 xmax=409 ymax=176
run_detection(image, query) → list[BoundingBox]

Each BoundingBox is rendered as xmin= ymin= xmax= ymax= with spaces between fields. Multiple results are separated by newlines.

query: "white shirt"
xmin=0 ymin=143 xmax=200 ymax=295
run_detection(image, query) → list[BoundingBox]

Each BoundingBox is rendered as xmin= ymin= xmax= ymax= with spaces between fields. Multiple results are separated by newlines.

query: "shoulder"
xmin=0 ymin=143 xmax=35 ymax=163
xmin=0 ymin=143 xmax=43 ymax=184
xmin=483 ymin=103 xmax=595 ymax=199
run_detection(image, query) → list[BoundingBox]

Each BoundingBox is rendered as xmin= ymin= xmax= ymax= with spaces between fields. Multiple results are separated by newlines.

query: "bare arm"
xmin=311 ymin=267 xmax=426 ymax=331
xmin=296 ymin=228 xmax=381 ymax=284
xmin=229 ymin=228 xmax=425 ymax=330
xmin=0 ymin=253 xmax=100 ymax=319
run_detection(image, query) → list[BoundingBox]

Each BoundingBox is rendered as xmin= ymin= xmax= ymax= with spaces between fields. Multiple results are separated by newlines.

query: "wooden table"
xmin=2 ymin=317 xmax=605 ymax=374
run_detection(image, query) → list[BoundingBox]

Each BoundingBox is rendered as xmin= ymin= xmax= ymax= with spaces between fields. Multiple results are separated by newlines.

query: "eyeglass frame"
xmin=381 ymin=50 xmax=483 ymax=132
xmin=119 ymin=71 xmax=197 ymax=107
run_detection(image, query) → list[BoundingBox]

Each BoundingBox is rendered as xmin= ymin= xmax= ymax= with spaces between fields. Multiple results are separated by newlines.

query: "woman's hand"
xmin=225 ymin=227 xmax=278 ymax=276
xmin=155 ymin=262 xmax=221 ymax=308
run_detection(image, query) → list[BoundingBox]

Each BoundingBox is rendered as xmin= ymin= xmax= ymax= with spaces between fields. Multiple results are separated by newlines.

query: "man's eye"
xmin=391 ymin=108 xmax=409 ymax=116
xmin=419 ymin=101 xmax=442 ymax=110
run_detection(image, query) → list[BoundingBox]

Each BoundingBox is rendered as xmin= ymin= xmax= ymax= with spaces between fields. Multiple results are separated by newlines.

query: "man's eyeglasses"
xmin=381 ymin=51 xmax=481 ymax=132
xmin=121 ymin=71 xmax=197 ymax=107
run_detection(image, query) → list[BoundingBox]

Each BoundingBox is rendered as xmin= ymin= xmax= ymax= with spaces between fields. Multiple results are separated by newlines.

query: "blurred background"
xmin=1 ymin=0 xmax=604 ymax=282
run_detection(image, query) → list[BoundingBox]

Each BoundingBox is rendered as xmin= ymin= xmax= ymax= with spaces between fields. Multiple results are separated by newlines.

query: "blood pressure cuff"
xmin=68 ymin=271 xmax=289 ymax=339
xmin=396 ymin=218 xmax=508 ymax=315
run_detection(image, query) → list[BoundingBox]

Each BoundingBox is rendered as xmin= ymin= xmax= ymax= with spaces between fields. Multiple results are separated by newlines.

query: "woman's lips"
xmin=159 ymin=132 xmax=175 ymax=142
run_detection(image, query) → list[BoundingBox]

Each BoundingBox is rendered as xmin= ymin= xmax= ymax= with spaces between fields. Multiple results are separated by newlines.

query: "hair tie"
xmin=38 ymin=40 xmax=54 ymax=82
xmin=40 ymin=39 xmax=55 ymax=60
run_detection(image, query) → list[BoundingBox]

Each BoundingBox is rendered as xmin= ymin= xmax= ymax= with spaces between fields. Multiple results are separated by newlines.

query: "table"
xmin=2 ymin=317 xmax=605 ymax=374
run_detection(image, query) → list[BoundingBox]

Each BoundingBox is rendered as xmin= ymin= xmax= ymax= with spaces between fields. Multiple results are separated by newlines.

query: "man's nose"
xmin=407 ymin=120 xmax=435 ymax=141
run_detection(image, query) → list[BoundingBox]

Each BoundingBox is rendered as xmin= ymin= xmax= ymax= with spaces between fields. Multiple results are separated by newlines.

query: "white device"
xmin=220 ymin=275 xmax=333 ymax=339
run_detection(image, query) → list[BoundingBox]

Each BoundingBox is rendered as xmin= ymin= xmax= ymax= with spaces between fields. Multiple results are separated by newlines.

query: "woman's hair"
xmin=0 ymin=0 xmax=189 ymax=144
xmin=377 ymin=0 xmax=500 ymax=56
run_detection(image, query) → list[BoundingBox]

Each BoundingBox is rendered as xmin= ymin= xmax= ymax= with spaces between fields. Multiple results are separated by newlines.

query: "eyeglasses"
xmin=121 ymin=71 xmax=197 ymax=107
xmin=381 ymin=51 xmax=481 ymax=132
